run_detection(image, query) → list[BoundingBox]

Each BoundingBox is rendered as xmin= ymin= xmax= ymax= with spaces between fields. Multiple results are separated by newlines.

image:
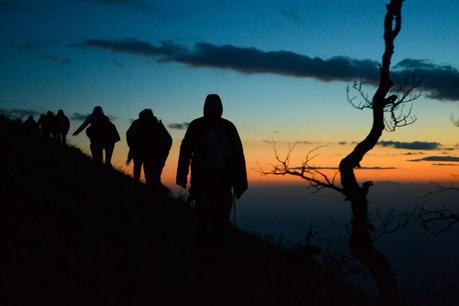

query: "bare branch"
xmin=450 ymin=113 xmax=459 ymax=127
xmin=260 ymin=142 xmax=344 ymax=194
xmin=346 ymin=79 xmax=373 ymax=110
xmin=371 ymin=206 xmax=415 ymax=241
xmin=417 ymin=206 xmax=459 ymax=235
xmin=417 ymin=181 xmax=459 ymax=235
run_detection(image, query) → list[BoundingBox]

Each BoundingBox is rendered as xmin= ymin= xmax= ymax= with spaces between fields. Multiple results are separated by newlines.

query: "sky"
xmin=2 ymin=0 xmax=459 ymax=187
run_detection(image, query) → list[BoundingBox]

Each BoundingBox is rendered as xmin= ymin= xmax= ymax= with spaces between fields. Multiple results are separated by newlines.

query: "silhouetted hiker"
xmin=176 ymin=94 xmax=248 ymax=240
xmin=126 ymin=109 xmax=172 ymax=191
xmin=54 ymin=109 xmax=70 ymax=144
xmin=38 ymin=111 xmax=55 ymax=139
xmin=23 ymin=115 xmax=39 ymax=135
xmin=72 ymin=106 xmax=120 ymax=166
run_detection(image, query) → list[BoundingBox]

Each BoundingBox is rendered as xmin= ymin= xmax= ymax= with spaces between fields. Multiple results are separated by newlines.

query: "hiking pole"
xmin=232 ymin=191 xmax=237 ymax=226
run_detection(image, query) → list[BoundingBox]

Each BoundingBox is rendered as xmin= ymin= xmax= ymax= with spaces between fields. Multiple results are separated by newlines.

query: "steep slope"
xmin=0 ymin=116 xmax=370 ymax=306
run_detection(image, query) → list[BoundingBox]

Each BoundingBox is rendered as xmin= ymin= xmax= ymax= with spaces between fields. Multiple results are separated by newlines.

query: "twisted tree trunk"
xmin=339 ymin=1 xmax=404 ymax=304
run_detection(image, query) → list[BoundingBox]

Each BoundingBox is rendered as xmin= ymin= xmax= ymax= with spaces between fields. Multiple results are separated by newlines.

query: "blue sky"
xmin=2 ymin=0 xmax=459 ymax=184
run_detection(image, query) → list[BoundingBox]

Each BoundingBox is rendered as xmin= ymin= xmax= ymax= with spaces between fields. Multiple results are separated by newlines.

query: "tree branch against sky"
xmin=265 ymin=1 xmax=418 ymax=304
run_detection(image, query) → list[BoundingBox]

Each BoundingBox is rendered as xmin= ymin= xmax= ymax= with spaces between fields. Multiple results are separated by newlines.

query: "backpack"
xmin=86 ymin=116 xmax=120 ymax=145
xmin=158 ymin=120 xmax=172 ymax=161
xmin=203 ymin=128 xmax=229 ymax=171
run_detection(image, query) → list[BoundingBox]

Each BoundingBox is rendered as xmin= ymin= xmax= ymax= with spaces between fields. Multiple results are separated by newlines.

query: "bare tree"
xmin=417 ymin=182 xmax=459 ymax=235
xmin=264 ymin=1 xmax=423 ymax=304
xmin=450 ymin=113 xmax=459 ymax=127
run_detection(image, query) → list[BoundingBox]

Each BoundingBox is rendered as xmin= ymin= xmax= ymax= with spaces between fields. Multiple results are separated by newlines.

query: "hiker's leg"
xmin=214 ymin=187 xmax=233 ymax=237
xmin=221 ymin=188 xmax=233 ymax=223
xmin=144 ymin=159 xmax=162 ymax=189
xmin=133 ymin=157 xmax=142 ymax=182
xmin=90 ymin=143 xmax=103 ymax=162
xmin=104 ymin=143 xmax=114 ymax=166
xmin=194 ymin=190 xmax=212 ymax=241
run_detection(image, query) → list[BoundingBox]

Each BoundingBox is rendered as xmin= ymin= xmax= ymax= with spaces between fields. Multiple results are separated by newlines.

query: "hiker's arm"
xmin=176 ymin=124 xmax=193 ymax=188
xmin=72 ymin=117 xmax=90 ymax=136
xmin=229 ymin=123 xmax=248 ymax=198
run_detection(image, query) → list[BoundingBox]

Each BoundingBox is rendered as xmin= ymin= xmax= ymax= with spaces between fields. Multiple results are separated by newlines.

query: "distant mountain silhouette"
xmin=0 ymin=115 xmax=369 ymax=306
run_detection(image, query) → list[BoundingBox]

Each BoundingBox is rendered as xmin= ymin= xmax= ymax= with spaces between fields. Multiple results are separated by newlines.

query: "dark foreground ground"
xmin=0 ymin=116 xmax=370 ymax=306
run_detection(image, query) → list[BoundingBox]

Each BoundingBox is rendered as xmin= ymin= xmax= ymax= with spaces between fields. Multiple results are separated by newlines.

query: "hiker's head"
xmin=203 ymin=94 xmax=223 ymax=118
xmin=139 ymin=108 xmax=155 ymax=123
xmin=92 ymin=106 xmax=104 ymax=117
xmin=57 ymin=109 xmax=64 ymax=116
xmin=46 ymin=111 xmax=54 ymax=117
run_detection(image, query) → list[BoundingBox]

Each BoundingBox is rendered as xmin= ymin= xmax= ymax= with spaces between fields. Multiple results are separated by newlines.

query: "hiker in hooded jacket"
xmin=126 ymin=108 xmax=172 ymax=190
xmin=176 ymin=94 xmax=248 ymax=239
xmin=38 ymin=111 xmax=55 ymax=139
xmin=23 ymin=115 xmax=39 ymax=136
xmin=73 ymin=106 xmax=120 ymax=166
xmin=54 ymin=109 xmax=70 ymax=144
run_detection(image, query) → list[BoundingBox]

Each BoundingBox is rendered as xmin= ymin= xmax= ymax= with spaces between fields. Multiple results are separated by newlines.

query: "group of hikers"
xmin=23 ymin=94 xmax=248 ymax=239
xmin=24 ymin=109 xmax=71 ymax=144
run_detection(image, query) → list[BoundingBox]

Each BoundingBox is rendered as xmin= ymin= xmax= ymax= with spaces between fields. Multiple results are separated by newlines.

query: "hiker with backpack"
xmin=126 ymin=108 xmax=172 ymax=191
xmin=176 ymin=94 xmax=248 ymax=240
xmin=38 ymin=111 xmax=56 ymax=139
xmin=72 ymin=106 xmax=120 ymax=166
xmin=23 ymin=115 xmax=39 ymax=136
xmin=55 ymin=109 xmax=70 ymax=144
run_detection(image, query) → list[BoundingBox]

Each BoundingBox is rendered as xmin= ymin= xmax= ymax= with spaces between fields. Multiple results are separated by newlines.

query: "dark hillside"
xmin=0 ymin=116 xmax=369 ymax=306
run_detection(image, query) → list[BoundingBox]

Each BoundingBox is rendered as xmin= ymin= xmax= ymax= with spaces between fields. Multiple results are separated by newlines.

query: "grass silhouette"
xmin=0 ymin=115 xmax=370 ymax=306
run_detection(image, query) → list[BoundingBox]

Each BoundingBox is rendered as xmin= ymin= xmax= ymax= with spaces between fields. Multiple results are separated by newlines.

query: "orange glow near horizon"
xmin=96 ymin=139 xmax=459 ymax=189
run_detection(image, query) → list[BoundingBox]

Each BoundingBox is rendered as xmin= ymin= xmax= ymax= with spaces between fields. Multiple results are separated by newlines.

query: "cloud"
xmin=111 ymin=59 xmax=124 ymax=67
xmin=432 ymin=163 xmax=459 ymax=166
xmin=15 ymin=40 xmax=73 ymax=65
xmin=292 ymin=166 xmax=397 ymax=170
xmin=6 ymin=108 xmax=41 ymax=118
xmin=262 ymin=140 xmax=315 ymax=145
xmin=378 ymin=141 xmax=442 ymax=150
xmin=338 ymin=141 xmax=347 ymax=145
xmin=42 ymin=54 xmax=73 ymax=65
xmin=356 ymin=166 xmax=398 ymax=170
xmin=0 ymin=0 xmax=24 ymax=10
xmin=15 ymin=40 xmax=58 ymax=51
xmin=96 ymin=0 xmax=158 ymax=9
xmin=72 ymin=39 xmax=380 ymax=81
xmin=280 ymin=5 xmax=305 ymax=23
xmin=409 ymin=156 xmax=459 ymax=162
xmin=71 ymin=112 xmax=90 ymax=121
xmin=73 ymin=38 xmax=459 ymax=101
xmin=392 ymin=59 xmax=459 ymax=101
xmin=401 ymin=152 xmax=425 ymax=156
xmin=167 ymin=122 xmax=189 ymax=130
xmin=71 ymin=112 xmax=116 ymax=121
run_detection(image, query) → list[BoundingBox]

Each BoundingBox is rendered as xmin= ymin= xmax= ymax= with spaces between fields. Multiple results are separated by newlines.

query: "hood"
xmin=203 ymin=94 xmax=223 ymax=118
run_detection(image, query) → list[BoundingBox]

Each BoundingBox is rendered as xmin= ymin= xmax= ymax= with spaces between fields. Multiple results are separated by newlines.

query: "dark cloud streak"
xmin=73 ymin=38 xmax=459 ymax=101
xmin=15 ymin=40 xmax=73 ymax=65
xmin=6 ymin=108 xmax=41 ymax=118
xmin=292 ymin=166 xmax=397 ymax=170
xmin=71 ymin=112 xmax=116 ymax=121
xmin=409 ymin=156 xmax=459 ymax=162
xmin=262 ymin=140 xmax=315 ymax=145
xmin=96 ymin=0 xmax=158 ymax=10
xmin=71 ymin=113 xmax=90 ymax=121
xmin=167 ymin=122 xmax=189 ymax=130
xmin=280 ymin=5 xmax=306 ymax=23
xmin=0 ymin=0 xmax=24 ymax=10
xmin=43 ymin=54 xmax=73 ymax=65
xmin=379 ymin=141 xmax=442 ymax=150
